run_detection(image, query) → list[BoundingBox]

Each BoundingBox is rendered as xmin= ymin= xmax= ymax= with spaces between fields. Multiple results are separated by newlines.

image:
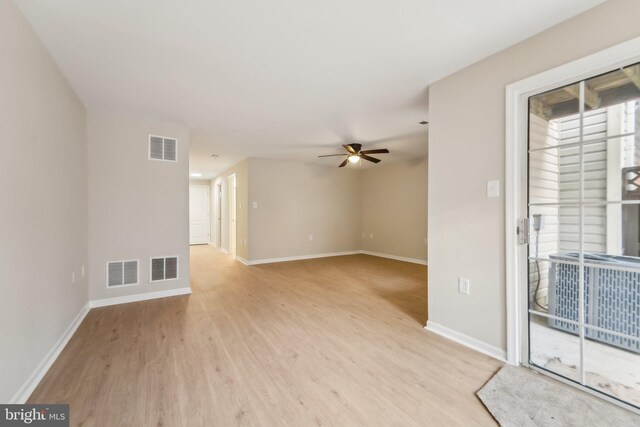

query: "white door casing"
xmin=228 ymin=174 xmax=237 ymax=257
xmin=217 ymin=183 xmax=222 ymax=248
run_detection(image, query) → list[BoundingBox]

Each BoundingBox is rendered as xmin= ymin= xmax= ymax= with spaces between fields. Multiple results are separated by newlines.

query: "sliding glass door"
xmin=527 ymin=62 xmax=640 ymax=409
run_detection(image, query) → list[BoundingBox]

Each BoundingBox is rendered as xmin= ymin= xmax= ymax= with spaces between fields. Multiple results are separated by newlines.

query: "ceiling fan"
xmin=318 ymin=143 xmax=390 ymax=167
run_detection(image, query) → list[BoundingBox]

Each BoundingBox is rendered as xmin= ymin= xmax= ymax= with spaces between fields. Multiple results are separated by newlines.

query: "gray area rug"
xmin=477 ymin=365 xmax=639 ymax=426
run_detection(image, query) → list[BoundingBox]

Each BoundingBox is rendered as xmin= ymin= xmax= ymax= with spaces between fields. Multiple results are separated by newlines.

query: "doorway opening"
xmin=507 ymin=38 xmax=640 ymax=414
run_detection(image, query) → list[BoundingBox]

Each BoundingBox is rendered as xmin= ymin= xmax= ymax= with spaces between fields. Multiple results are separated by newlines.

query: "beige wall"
xmin=0 ymin=0 xmax=88 ymax=402
xmin=214 ymin=160 xmax=249 ymax=259
xmin=247 ymin=158 xmax=362 ymax=261
xmin=360 ymin=157 xmax=428 ymax=262
xmin=216 ymin=157 xmax=428 ymax=263
xmin=87 ymin=112 xmax=190 ymax=301
xmin=428 ymin=0 xmax=640 ymax=351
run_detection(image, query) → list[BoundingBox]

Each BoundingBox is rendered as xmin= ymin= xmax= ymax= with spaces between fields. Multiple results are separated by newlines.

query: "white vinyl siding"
xmin=528 ymin=114 xmax=559 ymax=305
xmin=557 ymin=109 xmax=608 ymax=253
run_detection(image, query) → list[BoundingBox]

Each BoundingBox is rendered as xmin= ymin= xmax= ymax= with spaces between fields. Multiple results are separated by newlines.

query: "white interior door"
xmin=189 ymin=185 xmax=210 ymax=245
xmin=228 ymin=174 xmax=237 ymax=257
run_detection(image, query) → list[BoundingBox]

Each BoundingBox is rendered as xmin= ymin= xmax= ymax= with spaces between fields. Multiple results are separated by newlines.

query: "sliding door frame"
xmin=505 ymin=36 xmax=640 ymax=413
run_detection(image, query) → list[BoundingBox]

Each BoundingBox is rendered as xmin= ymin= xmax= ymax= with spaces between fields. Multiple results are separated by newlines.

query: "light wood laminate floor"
xmin=29 ymin=246 xmax=502 ymax=426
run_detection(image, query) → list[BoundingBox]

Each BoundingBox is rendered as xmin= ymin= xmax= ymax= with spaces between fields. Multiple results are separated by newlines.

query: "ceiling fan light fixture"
xmin=318 ymin=143 xmax=388 ymax=167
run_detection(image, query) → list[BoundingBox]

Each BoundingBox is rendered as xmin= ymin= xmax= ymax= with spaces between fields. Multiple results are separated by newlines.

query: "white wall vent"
xmin=106 ymin=260 xmax=139 ymax=288
xmin=149 ymin=135 xmax=178 ymax=162
xmin=150 ymin=256 xmax=179 ymax=282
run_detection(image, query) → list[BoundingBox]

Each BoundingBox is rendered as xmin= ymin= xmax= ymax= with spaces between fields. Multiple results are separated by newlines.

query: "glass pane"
xmin=557 ymin=109 xmax=609 ymax=145
xmin=582 ymin=266 xmax=640 ymax=344
xmin=530 ymin=147 xmax=564 ymax=205
xmin=530 ymin=142 xmax=598 ymax=207
xmin=528 ymin=259 xmax=553 ymax=312
xmin=567 ymin=133 xmax=640 ymax=205
xmin=528 ymin=62 xmax=640 ymax=410
xmin=585 ymin=329 xmax=640 ymax=408
xmin=584 ymin=63 xmax=640 ymax=117
xmin=545 ymin=259 xmax=582 ymax=324
xmin=529 ymin=83 xmax=581 ymax=150
xmin=575 ymin=133 xmax=640 ymax=256
xmin=529 ymin=313 xmax=581 ymax=383
xmin=554 ymin=205 xmax=607 ymax=253
xmin=582 ymin=263 xmax=640 ymax=406
xmin=623 ymin=203 xmax=640 ymax=257
xmin=529 ymin=206 xmax=560 ymax=261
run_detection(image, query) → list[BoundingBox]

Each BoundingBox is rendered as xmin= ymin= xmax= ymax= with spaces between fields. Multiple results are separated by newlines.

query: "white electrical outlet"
xmin=458 ymin=278 xmax=470 ymax=295
xmin=81 ymin=265 xmax=85 ymax=277
xmin=252 ymin=201 xmax=258 ymax=208
xmin=308 ymin=234 xmax=314 ymax=241
xmin=72 ymin=272 xmax=76 ymax=285
xmin=369 ymin=233 xmax=374 ymax=239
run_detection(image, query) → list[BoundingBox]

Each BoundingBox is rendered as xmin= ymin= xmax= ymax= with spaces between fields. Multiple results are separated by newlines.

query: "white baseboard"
xmin=424 ymin=321 xmax=506 ymax=362
xmin=360 ymin=251 xmax=427 ymax=266
xmin=89 ymin=287 xmax=192 ymax=308
xmin=245 ymin=251 xmax=361 ymax=266
xmin=241 ymin=250 xmax=428 ymax=266
xmin=10 ymin=302 xmax=91 ymax=404
xmin=10 ymin=287 xmax=192 ymax=403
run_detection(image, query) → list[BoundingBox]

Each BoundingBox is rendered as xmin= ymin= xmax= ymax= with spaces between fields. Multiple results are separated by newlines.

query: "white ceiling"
xmin=17 ymin=0 xmax=604 ymax=178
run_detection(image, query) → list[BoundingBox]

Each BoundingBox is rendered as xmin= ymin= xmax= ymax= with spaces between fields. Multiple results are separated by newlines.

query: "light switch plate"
xmin=458 ymin=278 xmax=470 ymax=295
xmin=487 ymin=180 xmax=500 ymax=198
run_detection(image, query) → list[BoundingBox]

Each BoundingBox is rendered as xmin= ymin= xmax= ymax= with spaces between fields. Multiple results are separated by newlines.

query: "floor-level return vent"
xmin=107 ymin=260 xmax=139 ymax=287
xmin=150 ymin=256 xmax=179 ymax=282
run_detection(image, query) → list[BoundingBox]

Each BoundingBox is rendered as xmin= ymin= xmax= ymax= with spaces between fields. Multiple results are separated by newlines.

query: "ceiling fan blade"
xmin=360 ymin=149 xmax=389 ymax=155
xmin=318 ymin=154 xmax=348 ymax=157
xmin=360 ymin=154 xmax=381 ymax=163
xmin=343 ymin=144 xmax=356 ymax=154
xmin=339 ymin=158 xmax=349 ymax=167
